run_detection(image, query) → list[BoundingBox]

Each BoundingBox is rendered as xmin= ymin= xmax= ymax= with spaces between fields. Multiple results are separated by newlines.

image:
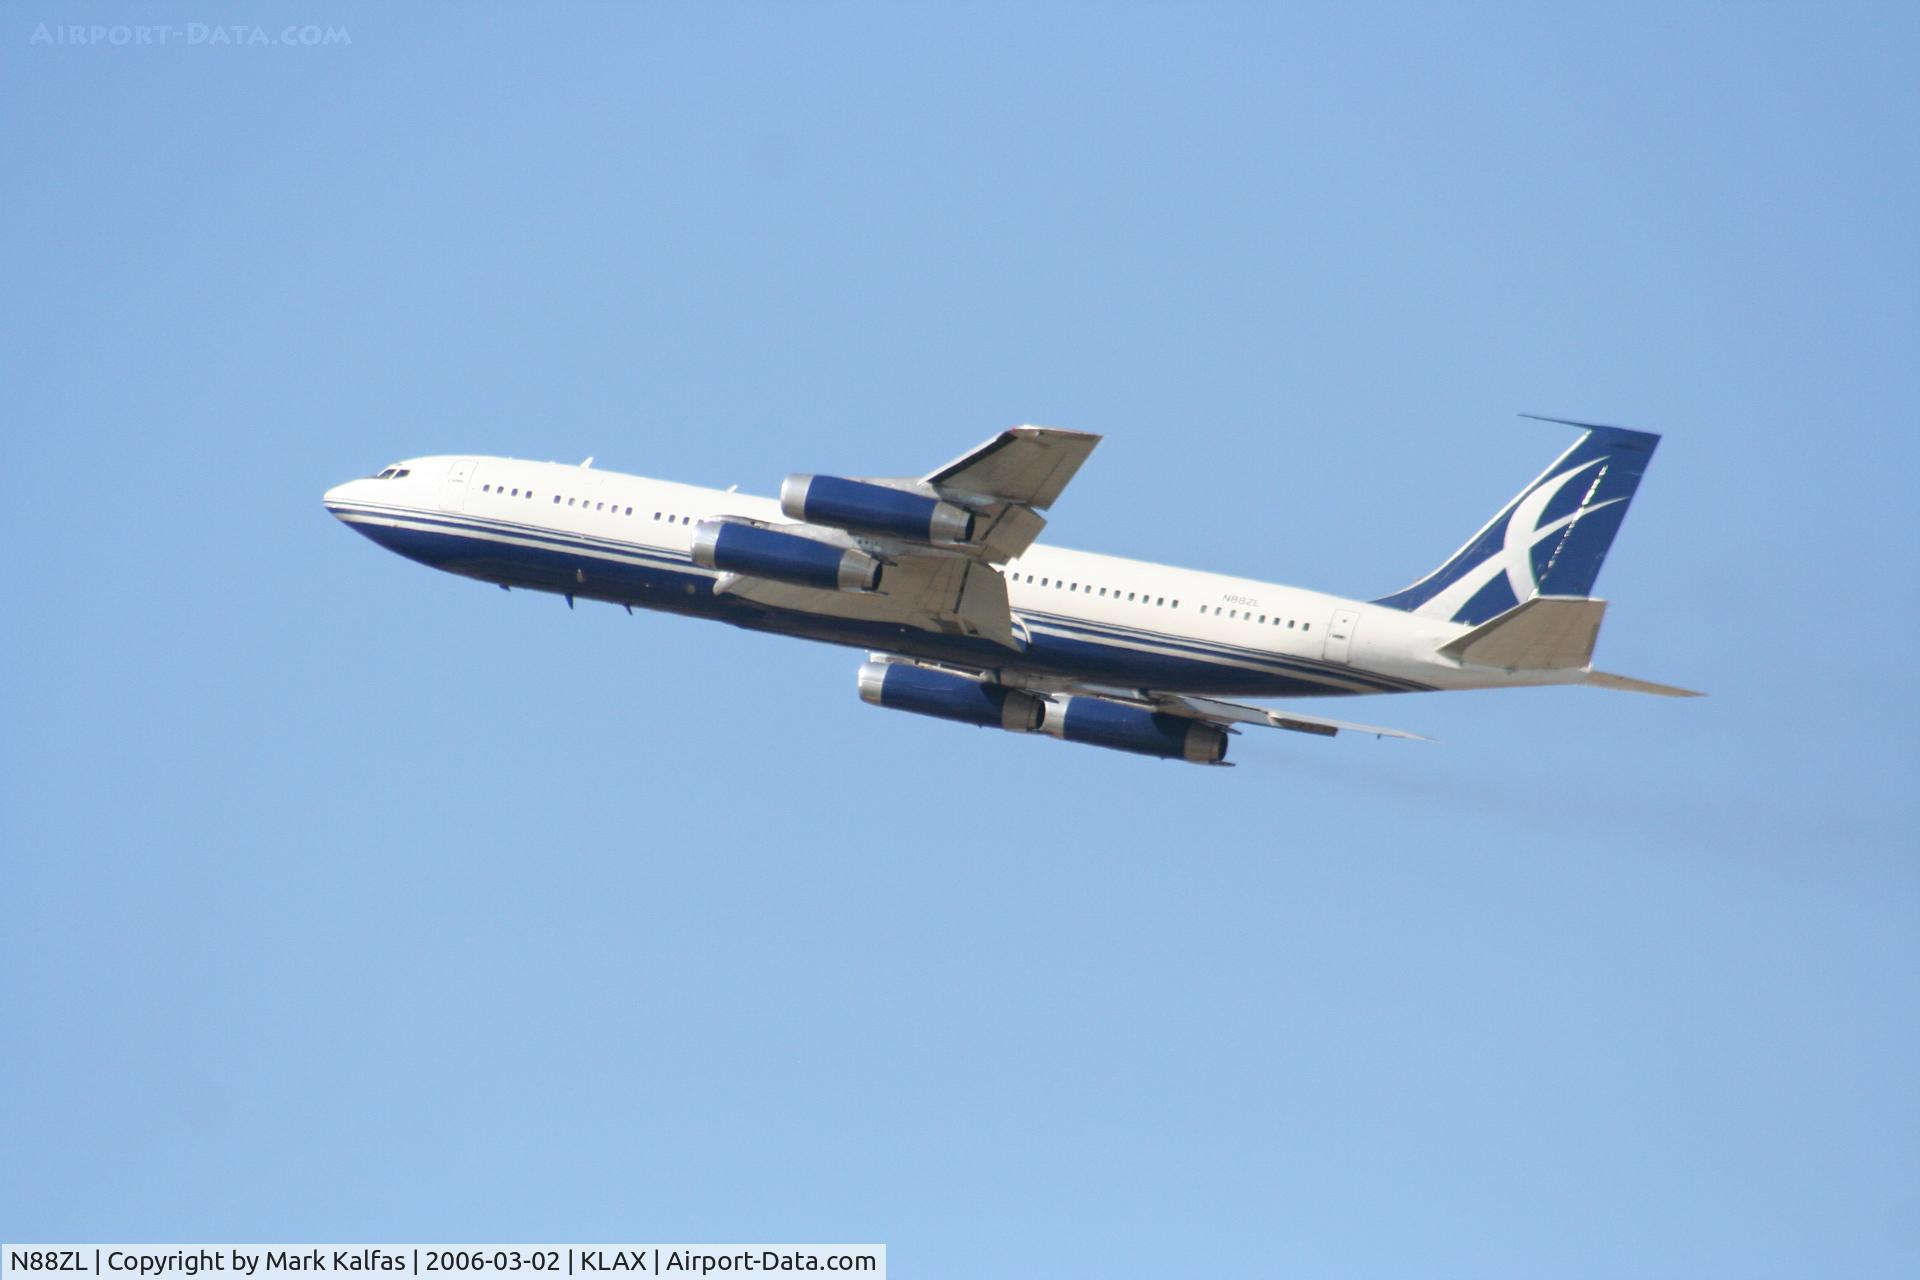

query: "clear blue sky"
xmin=4 ymin=3 xmax=1916 ymax=1274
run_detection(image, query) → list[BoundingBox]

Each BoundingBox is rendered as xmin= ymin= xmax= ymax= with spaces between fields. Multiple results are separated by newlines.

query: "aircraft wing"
xmin=975 ymin=668 xmax=1432 ymax=741
xmin=917 ymin=425 xmax=1101 ymax=562
xmin=1152 ymin=691 xmax=1432 ymax=741
xmin=924 ymin=426 xmax=1101 ymax=509
xmin=719 ymin=426 xmax=1101 ymax=648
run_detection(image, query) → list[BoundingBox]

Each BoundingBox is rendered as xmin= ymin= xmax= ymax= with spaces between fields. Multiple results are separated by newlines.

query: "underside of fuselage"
xmin=340 ymin=505 xmax=1421 ymax=699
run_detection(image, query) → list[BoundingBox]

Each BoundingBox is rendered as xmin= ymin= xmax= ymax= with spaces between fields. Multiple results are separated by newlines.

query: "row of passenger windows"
xmin=1010 ymin=573 xmax=1175 ymax=609
xmin=1197 ymin=604 xmax=1310 ymax=630
xmin=551 ymin=494 xmax=638 ymax=514
xmin=482 ymin=482 xmax=702 ymax=526
xmin=1006 ymin=571 xmax=1313 ymax=632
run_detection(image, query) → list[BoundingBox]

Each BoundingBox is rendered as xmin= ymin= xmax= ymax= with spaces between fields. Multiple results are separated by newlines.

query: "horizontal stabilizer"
xmin=1439 ymin=595 xmax=1606 ymax=670
xmin=1585 ymin=670 xmax=1704 ymax=697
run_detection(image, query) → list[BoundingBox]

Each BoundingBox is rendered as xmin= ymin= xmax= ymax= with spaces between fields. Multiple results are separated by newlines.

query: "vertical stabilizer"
xmin=1372 ymin=417 xmax=1659 ymax=626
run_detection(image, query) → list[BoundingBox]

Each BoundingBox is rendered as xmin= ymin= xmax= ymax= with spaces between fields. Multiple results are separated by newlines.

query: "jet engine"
xmin=690 ymin=520 xmax=881 ymax=592
xmin=856 ymin=661 xmax=1042 ymax=732
xmin=1040 ymin=695 xmax=1229 ymax=764
xmin=781 ymin=474 xmax=975 ymax=545
xmin=857 ymin=662 xmax=1229 ymax=764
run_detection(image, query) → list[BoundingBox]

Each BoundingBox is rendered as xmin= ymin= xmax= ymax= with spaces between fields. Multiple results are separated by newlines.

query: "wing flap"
xmin=972 ymin=503 xmax=1049 ymax=562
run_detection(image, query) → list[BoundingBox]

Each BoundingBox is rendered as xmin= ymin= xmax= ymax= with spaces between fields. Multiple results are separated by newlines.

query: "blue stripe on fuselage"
xmin=327 ymin=501 xmax=1429 ymax=698
xmin=1016 ymin=608 xmax=1426 ymax=694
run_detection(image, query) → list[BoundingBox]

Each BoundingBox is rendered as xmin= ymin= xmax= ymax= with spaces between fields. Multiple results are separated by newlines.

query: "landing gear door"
xmin=440 ymin=459 xmax=476 ymax=512
xmin=1323 ymin=608 xmax=1359 ymax=665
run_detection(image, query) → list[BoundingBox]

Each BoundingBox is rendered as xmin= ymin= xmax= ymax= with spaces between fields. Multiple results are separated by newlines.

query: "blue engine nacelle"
xmin=857 ymin=663 xmax=1229 ymax=764
xmin=782 ymin=474 xmax=975 ymax=545
xmin=857 ymin=661 xmax=1043 ymax=733
xmin=1041 ymin=695 xmax=1229 ymax=765
xmin=691 ymin=520 xmax=882 ymax=592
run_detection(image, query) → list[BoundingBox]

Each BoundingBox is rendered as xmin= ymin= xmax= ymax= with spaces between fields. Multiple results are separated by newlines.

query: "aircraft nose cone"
xmin=323 ymin=480 xmax=357 ymax=515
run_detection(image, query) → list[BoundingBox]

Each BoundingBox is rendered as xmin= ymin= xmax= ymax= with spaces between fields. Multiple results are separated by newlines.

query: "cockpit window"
xmin=370 ymin=466 xmax=412 ymax=480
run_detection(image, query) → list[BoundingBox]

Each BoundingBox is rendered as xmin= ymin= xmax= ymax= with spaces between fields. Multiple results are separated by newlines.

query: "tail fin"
xmin=1372 ymin=416 xmax=1660 ymax=626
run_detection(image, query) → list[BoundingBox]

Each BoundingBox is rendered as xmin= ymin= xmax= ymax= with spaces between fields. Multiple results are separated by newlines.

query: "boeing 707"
xmin=324 ymin=417 xmax=1698 ymax=766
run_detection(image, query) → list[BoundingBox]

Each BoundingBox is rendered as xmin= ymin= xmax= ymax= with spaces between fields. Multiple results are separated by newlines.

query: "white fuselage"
xmin=325 ymin=455 xmax=1569 ymax=700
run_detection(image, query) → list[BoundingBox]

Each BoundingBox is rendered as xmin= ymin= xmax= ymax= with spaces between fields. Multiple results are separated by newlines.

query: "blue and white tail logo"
xmin=1372 ymin=417 xmax=1660 ymax=626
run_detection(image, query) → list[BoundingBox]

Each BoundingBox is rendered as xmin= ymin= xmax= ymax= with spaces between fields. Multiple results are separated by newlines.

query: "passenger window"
xmin=1155 ymin=597 xmax=1164 ymax=606
xmin=625 ymin=507 xmax=633 ymax=515
xmin=1303 ymin=622 xmax=1311 ymax=631
xmin=654 ymin=512 xmax=661 ymax=520
xmin=1127 ymin=592 xmax=1135 ymax=601
xmin=553 ymin=495 xmax=561 ymax=504
xmin=1171 ymin=600 xmax=1179 ymax=609
xmin=596 ymin=502 xmax=604 ymax=511
xmin=568 ymin=498 xmax=576 ymax=506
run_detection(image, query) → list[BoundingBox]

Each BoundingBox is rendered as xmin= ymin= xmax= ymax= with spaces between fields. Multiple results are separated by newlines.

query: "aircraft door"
xmin=1323 ymin=608 xmax=1359 ymax=665
xmin=440 ymin=459 xmax=476 ymax=512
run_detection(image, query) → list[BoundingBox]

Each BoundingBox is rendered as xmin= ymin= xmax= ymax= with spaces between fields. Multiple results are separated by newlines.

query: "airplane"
xmin=323 ymin=416 xmax=1699 ymax=766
